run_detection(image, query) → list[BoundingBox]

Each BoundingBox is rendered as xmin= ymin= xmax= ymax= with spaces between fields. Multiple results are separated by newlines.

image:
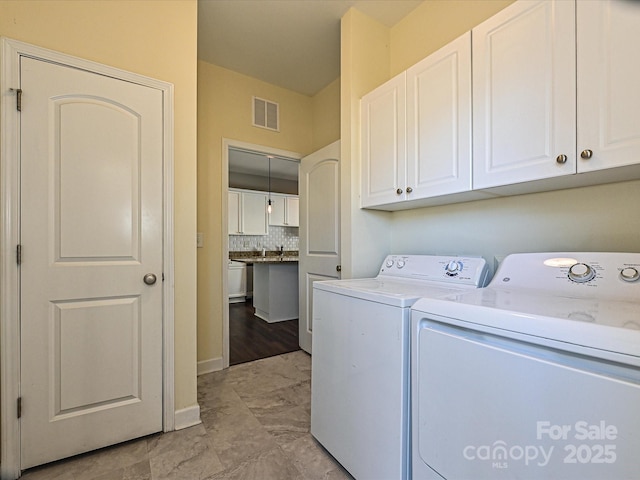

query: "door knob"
xmin=143 ymin=273 xmax=157 ymax=285
xmin=406 ymin=186 xmax=413 ymax=193
xmin=580 ymin=149 xmax=593 ymax=159
xmin=396 ymin=188 xmax=403 ymax=195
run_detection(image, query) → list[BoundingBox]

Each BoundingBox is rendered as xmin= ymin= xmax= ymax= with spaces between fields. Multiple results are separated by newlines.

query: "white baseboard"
xmin=197 ymin=357 xmax=224 ymax=376
xmin=174 ymin=404 xmax=201 ymax=430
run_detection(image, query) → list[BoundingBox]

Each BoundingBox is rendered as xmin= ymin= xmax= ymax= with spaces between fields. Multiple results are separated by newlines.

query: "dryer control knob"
xmin=397 ymin=260 xmax=406 ymax=269
xmin=385 ymin=259 xmax=394 ymax=268
xmin=568 ymin=263 xmax=595 ymax=283
xmin=620 ymin=267 xmax=640 ymax=283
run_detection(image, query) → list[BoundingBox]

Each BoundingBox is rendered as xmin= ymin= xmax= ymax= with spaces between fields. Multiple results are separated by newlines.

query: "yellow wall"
xmin=390 ymin=0 xmax=515 ymax=75
xmin=197 ymin=61 xmax=321 ymax=366
xmin=340 ymin=8 xmax=395 ymax=278
xmin=311 ymin=78 xmax=341 ymax=152
xmin=0 ymin=0 xmax=198 ymax=415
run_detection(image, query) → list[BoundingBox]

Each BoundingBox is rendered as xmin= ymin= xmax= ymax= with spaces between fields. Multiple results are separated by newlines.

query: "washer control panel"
xmin=378 ymin=255 xmax=490 ymax=287
xmin=495 ymin=252 xmax=640 ymax=300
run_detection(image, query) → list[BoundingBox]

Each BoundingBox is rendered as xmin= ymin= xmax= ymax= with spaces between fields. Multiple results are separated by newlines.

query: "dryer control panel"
xmin=494 ymin=252 xmax=640 ymax=301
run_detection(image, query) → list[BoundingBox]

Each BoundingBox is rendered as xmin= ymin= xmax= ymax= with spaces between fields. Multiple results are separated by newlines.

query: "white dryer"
xmin=411 ymin=252 xmax=640 ymax=479
xmin=311 ymin=254 xmax=490 ymax=480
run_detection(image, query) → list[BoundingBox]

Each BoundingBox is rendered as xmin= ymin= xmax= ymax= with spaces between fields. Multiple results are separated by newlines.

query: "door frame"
xmin=0 ymin=37 xmax=175 ymax=478
xmin=221 ymin=138 xmax=300 ymax=368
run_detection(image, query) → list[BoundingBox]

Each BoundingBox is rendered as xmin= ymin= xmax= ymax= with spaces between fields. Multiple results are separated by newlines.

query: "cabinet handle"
xmin=556 ymin=154 xmax=568 ymax=164
xmin=336 ymin=265 xmax=342 ymax=272
xmin=396 ymin=188 xmax=403 ymax=195
xmin=580 ymin=149 xmax=593 ymax=159
xmin=406 ymin=187 xmax=413 ymax=193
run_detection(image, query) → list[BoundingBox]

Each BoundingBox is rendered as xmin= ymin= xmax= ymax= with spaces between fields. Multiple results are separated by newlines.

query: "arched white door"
xmin=298 ymin=141 xmax=341 ymax=353
xmin=19 ymin=56 xmax=164 ymax=469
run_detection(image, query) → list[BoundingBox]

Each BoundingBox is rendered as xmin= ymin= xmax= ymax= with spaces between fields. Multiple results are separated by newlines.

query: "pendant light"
xmin=267 ymin=155 xmax=273 ymax=214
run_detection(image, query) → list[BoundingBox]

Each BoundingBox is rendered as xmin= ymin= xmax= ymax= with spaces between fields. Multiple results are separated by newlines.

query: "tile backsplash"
xmin=229 ymin=226 xmax=299 ymax=252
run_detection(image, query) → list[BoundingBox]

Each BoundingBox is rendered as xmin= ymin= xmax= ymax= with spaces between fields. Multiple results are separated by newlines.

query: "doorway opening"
xmin=223 ymin=140 xmax=302 ymax=366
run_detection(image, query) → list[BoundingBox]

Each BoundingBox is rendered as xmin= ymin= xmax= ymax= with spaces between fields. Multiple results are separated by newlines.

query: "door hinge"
xmin=16 ymin=244 xmax=22 ymax=265
xmin=17 ymin=397 xmax=22 ymax=419
xmin=10 ymin=88 xmax=23 ymax=112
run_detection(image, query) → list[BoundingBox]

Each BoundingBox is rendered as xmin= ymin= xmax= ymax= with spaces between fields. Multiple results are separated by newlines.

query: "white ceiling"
xmin=198 ymin=0 xmax=422 ymax=96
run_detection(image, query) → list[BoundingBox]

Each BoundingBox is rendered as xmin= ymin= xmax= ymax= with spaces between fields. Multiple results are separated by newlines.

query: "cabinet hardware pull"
xmin=580 ymin=149 xmax=593 ymax=159
xmin=556 ymin=154 xmax=568 ymax=164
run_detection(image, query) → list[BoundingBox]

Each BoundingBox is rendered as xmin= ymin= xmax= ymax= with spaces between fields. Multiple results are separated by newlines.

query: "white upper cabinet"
xmin=577 ymin=0 xmax=640 ymax=173
xmin=268 ymin=194 xmax=299 ymax=227
xmin=360 ymin=72 xmax=407 ymax=208
xmin=406 ymin=32 xmax=472 ymax=199
xmin=361 ymin=33 xmax=473 ymax=209
xmin=359 ymin=0 xmax=640 ymax=210
xmin=228 ymin=190 xmax=242 ymax=234
xmin=228 ymin=189 xmax=268 ymax=235
xmin=472 ymin=0 xmax=577 ymax=189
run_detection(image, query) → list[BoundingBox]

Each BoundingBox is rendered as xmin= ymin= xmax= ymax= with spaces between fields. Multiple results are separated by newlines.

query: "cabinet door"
xmin=241 ymin=191 xmax=268 ymax=235
xmin=406 ymin=32 xmax=472 ymax=199
xmin=228 ymin=191 xmax=241 ymax=234
xmin=360 ymin=72 xmax=406 ymax=207
xmin=577 ymin=0 xmax=640 ymax=173
xmin=268 ymin=195 xmax=287 ymax=227
xmin=286 ymin=197 xmax=299 ymax=227
xmin=472 ymin=0 xmax=576 ymax=189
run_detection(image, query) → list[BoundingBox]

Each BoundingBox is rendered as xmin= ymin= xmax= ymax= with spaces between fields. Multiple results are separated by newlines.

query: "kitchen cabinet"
xmin=361 ymin=32 xmax=482 ymax=209
xmin=474 ymin=0 xmax=640 ymax=190
xmin=228 ymin=260 xmax=247 ymax=303
xmin=268 ymin=194 xmax=299 ymax=227
xmin=228 ymin=189 xmax=268 ymax=235
xmin=472 ymin=0 xmax=576 ymax=189
xmin=253 ymin=261 xmax=299 ymax=322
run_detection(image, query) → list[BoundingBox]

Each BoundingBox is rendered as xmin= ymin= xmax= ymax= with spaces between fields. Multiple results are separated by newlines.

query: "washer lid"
xmin=412 ymin=290 xmax=640 ymax=358
xmin=314 ymin=277 xmax=479 ymax=308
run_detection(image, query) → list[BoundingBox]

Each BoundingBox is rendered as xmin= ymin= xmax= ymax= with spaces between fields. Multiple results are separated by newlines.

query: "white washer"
xmin=411 ymin=252 xmax=640 ymax=480
xmin=311 ymin=254 xmax=490 ymax=480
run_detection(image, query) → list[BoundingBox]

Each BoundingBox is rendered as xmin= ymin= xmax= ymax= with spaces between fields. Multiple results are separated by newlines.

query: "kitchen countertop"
xmin=231 ymin=256 xmax=299 ymax=264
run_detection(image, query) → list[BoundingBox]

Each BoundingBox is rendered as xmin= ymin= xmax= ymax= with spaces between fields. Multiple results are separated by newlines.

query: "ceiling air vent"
xmin=253 ymin=96 xmax=279 ymax=132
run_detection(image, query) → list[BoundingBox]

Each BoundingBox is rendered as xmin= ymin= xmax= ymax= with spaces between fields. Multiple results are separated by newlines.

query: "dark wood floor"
xmin=229 ymin=299 xmax=300 ymax=366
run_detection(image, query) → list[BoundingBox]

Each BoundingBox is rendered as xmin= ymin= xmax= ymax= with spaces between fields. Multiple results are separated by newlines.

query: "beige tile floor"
xmin=21 ymin=351 xmax=352 ymax=480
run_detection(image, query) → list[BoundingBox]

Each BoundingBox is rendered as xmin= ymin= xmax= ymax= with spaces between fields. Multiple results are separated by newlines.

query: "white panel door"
xmin=473 ymin=0 xmax=576 ymax=189
xmin=360 ymin=72 xmax=406 ymax=207
xmin=577 ymin=0 xmax=640 ymax=173
xmin=20 ymin=57 xmax=163 ymax=469
xmin=406 ymin=31 xmax=472 ymax=199
xmin=299 ymin=141 xmax=340 ymax=353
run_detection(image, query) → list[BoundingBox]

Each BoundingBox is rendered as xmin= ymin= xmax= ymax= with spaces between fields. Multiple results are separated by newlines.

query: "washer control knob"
xmin=568 ymin=263 xmax=596 ymax=283
xmin=385 ymin=258 xmax=394 ymax=268
xmin=397 ymin=259 xmax=406 ymax=269
xmin=620 ymin=267 xmax=640 ymax=283
xmin=445 ymin=260 xmax=463 ymax=276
